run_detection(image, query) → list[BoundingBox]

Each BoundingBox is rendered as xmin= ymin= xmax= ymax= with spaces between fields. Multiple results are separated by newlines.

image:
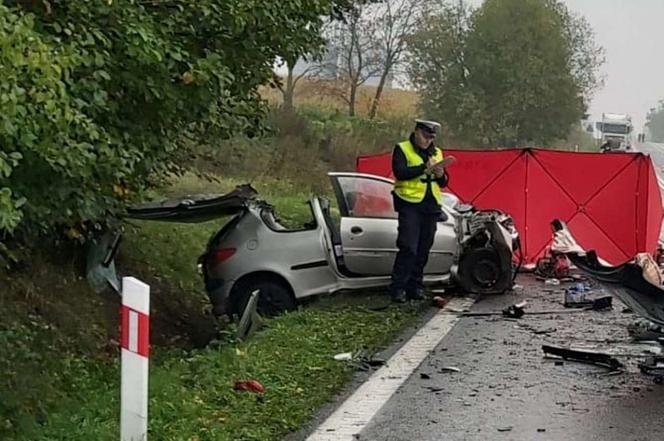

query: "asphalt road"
xmin=637 ymin=141 xmax=664 ymax=179
xmin=637 ymin=141 xmax=664 ymax=242
xmin=308 ymin=276 xmax=664 ymax=441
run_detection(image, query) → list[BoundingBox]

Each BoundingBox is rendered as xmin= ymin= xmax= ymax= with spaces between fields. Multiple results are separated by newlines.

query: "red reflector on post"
xmin=212 ymin=248 xmax=236 ymax=263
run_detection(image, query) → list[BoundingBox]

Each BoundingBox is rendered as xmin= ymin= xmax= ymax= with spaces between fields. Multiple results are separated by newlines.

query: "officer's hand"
xmin=433 ymin=166 xmax=445 ymax=178
xmin=425 ymin=157 xmax=437 ymax=174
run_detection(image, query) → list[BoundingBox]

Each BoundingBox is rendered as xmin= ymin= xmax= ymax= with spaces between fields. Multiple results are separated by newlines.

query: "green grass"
xmin=19 ymin=303 xmax=417 ymax=441
xmin=1 ymin=172 xmax=418 ymax=441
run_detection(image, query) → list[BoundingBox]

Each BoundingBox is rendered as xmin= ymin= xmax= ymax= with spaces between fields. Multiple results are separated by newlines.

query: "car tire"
xmin=230 ymin=276 xmax=296 ymax=318
xmin=458 ymin=247 xmax=510 ymax=294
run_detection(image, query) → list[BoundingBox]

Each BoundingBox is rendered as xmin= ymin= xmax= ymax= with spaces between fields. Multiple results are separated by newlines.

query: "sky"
xmin=463 ymin=0 xmax=664 ymax=131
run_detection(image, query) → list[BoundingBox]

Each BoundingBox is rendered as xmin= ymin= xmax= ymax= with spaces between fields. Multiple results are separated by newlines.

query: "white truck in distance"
xmin=596 ymin=113 xmax=633 ymax=151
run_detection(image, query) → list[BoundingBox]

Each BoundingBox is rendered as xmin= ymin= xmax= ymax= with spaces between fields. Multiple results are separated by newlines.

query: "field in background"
xmin=261 ymin=78 xmax=418 ymax=119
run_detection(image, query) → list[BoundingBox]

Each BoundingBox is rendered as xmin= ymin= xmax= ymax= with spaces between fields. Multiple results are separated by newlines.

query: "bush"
xmin=0 ymin=0 xmax=354 ymax=242
xmin=0 ymin=6 xmax=119 ymax=237
xmin=197 ymin=107 xmax=411 ymax=193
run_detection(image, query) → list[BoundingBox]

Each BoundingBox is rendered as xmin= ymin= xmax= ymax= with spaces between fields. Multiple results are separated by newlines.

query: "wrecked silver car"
xmin=551 ymin=219 xmax=664 ymax=326
xmin=125 ymin=173 xmax=520 ymax=317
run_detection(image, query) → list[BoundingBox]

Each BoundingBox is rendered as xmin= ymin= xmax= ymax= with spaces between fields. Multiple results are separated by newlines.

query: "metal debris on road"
xmin=638 ymin=355 xmax=664 ymax=383
xmin=439 ymin=366 xmax=461 ymax=373
xmin=542 ymin=345 xmax=624 ymax=370
xmin=425 ymin=386 xmax=445 ymax=392
xmin=502 ymin=301 xmax=527 ymax=318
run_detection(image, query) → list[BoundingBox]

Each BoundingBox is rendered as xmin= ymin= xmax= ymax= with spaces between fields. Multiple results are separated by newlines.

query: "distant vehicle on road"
xmin=596 ymin=113 xmax=633 ymax=152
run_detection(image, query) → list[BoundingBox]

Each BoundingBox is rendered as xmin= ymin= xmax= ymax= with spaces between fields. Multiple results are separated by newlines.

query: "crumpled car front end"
xmin=451 ymin=206 xmax=520 ymax=294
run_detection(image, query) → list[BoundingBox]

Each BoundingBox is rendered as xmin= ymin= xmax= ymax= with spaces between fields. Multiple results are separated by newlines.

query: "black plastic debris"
xmin=502 ymin=301 xmax=527 ymax=318
xmin=542 ymin=345 xmax=624 ymax=371
xmin=638 ymin=355 xmax=664 ymax=384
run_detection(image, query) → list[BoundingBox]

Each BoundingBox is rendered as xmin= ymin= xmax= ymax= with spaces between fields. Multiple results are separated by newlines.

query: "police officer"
xmin=388 ymin=119 xmax=450 ymax=303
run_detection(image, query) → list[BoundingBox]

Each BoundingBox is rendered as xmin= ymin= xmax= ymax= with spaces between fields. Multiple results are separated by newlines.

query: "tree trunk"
xmin=282 ymin=64 xmax=295 ymax=112
xmin=369 ymin=67 xmax=390 ymax=119
xmin=349 ymin=83 xmax=357 ymax=116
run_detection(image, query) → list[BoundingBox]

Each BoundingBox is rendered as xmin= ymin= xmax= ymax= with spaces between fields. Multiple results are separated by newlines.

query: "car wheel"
xmin=458 ymin=247 xmax=508 ymax=294
xmin=231 ymin=276 xmax=296 ymax=318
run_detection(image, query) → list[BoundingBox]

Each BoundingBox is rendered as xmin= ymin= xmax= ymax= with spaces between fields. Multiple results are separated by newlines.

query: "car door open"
xmin=329 ymin=173 xmax=399 ymax=276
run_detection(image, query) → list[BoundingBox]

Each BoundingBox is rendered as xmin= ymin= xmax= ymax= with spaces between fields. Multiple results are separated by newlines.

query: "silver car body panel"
xmin=207 ymin=172 xmax=459 ymax=312
xmin=208 ymin=193 xmax=452 ymax=309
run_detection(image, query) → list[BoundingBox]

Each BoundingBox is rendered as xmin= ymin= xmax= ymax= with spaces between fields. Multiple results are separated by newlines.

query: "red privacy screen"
xmin=357 ymin=148 xmax=663 ymax=265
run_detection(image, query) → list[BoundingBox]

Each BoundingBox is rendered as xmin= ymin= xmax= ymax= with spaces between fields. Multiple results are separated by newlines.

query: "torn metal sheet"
xmin=542 ymin=344 xmax=624 ymax=371
xmin=551 ymin=219 xmax=664 ymax=326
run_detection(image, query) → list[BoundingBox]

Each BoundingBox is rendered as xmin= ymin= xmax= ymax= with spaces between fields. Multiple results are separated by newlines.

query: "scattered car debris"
xmin=502 ymin=301 xmax=527 ymax=318
xmin=233 ymin=380 xmax=265 ymax=394
xmin=439 ymin=366 xmax=461 ymax=373
xmin=497 ymin=426 xmax=513 ymax=432
xmin=627 ymin=320 xmax=664 ymax=342
xmin=542 ymin=345 xmax=624 ymax=371
xmin=551 ymin=219 xmax=664 ymax=326
xmin=544 ymin=278 xmax=561 ymax=286
xmin=236 ymin=290 xmax=262 ymax=341
xmin=638 ymin=355 xmax=664 ymax=384
xmin=334 ymin=352 xmax=354 ymax=361
xmin=425 ymin=386 xmax=445 ymax=392
xmin=536 ymin=250 xmax=570 ymax=279
xmin=432 ymin=296 xmax=448 ymax=308
xmin=420 ymin=373 xmax=431 ymax=379
xmin=517 ymin=323 xmax=557 ymax=335
xmin=462 ymin=308 xmax=583 ymax=318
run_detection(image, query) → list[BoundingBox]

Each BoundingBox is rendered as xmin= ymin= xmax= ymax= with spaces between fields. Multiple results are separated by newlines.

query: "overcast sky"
xmin=464 ymin=0 xmax=664 ymax=131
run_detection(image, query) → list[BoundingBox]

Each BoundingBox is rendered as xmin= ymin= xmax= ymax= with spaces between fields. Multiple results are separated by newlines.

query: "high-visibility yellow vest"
xmin=394 ymin=140 xmax=444 ymax=204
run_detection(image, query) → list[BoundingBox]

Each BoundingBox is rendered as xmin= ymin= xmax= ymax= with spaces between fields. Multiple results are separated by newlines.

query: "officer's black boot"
xmin=407 ymin=288 xmax=425 ymax=301
xmin=391 ymin=289 xmax=408 ymax=303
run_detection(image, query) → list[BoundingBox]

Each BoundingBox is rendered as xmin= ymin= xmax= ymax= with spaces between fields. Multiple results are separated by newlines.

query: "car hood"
xmin=126 ymin=184 xmax=258 ymax=223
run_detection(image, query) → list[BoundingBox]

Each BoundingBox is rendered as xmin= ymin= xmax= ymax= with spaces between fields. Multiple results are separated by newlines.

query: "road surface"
xmin=299 ymin=276 xmax=664 ymax=441
xmin=637 ymin=141 xmax=664 ymax=181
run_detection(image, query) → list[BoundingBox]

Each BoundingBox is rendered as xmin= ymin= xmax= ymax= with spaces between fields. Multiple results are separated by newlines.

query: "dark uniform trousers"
xmin=390 ymin=207 xmax=438 ymax=294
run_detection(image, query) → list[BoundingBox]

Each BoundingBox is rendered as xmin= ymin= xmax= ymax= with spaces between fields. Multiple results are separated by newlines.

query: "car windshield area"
xmin=602 ymin=123 xmax=630 ymax=134
xmin=334 ymin=175 xmax=397 ymax=219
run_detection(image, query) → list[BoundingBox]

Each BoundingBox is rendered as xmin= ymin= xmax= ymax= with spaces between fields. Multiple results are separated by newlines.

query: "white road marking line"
xmin=306 ymin=296 xmax=476 ymax=441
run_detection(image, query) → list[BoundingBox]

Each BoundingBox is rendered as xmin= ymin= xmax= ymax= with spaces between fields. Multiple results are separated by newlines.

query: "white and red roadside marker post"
xmin=120 ymin=277 xmax=150 ymax=441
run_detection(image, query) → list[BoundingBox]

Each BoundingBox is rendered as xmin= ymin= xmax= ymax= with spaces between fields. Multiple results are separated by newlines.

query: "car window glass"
xmin=337 ymin=176 xmax=397 ymax=219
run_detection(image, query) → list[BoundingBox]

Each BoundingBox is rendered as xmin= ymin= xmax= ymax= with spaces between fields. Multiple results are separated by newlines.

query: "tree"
xmin=646 ymin=101 xmax=664 ymax=142
xmin=275 ymin=57 xmax=315 ymax=112
xmin=408 ymin=0 xmax=604 ymax=147
xmin=312 ymin=6 xmax=382 ymax=116
xmin=0 ymin=0 xmax=355 ymax=239
xmin=368 ymin=0 xmax=431 ymax=119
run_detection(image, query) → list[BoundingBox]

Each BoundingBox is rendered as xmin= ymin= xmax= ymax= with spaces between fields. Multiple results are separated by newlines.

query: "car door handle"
xmin=350 ymin=226 xmax=363 ymax=235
